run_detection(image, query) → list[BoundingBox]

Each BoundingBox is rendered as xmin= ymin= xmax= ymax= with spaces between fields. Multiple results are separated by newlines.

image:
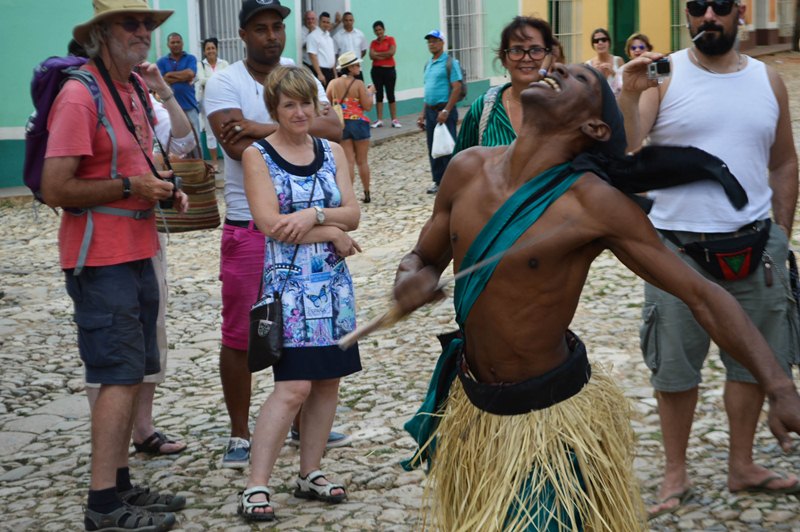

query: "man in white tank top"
xmin=618 ymin=0 xmax=799 ymax=520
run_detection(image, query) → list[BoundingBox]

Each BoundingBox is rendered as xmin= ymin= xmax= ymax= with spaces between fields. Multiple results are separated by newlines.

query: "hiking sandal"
xmin=119 ymin=485 xmax=186 ymax=512
xmin=132 ymin=431 xmax=186 ymax=455
xmin=294 ymin=470 xmax=347 ymax=504
xmin=237 ymin=486 xmax=275 ymax=522
xmin=83 ymin=502 xmax=175 ymax=531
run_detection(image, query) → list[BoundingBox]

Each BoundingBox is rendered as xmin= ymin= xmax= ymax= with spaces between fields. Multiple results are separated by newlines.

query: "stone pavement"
xmin=2 ymin=53 xmax=800 ymax=531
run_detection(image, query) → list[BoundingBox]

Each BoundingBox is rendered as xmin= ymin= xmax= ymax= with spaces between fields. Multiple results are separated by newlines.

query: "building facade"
xmin=523 ymin=0 xmax=795 ymax=63
xmin=1 ymin=0 xmax=518 ymax=189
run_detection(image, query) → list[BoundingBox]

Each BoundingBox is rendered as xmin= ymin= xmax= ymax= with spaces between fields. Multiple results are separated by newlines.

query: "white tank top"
xmin=647 ymin=49 xmax=778 ymax=232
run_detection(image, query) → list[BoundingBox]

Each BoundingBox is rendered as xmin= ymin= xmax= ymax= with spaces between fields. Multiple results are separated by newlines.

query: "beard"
xmin=691 ymin=22 xmax=738 ymax=56
xmin=108 ymin=36 xmax=150 ymax=66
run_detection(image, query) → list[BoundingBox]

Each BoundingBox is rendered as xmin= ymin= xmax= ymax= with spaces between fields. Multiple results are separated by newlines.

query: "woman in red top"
xmin=368 ymin=20 xmax=400 ymax=128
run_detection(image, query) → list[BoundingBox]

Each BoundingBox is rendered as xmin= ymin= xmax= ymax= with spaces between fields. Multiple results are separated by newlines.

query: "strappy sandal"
xmin=294 ymin=470 xmax=347 ymax=504
xmin=119 ymin=485 xmax=186 ymax=512
xmin=237 ymin=486 xmax=275 ymax=522
xmin=133 ymin=431 xmax=186 ymax=455
xmin=83 ymin=502 xmax=176 ymax=531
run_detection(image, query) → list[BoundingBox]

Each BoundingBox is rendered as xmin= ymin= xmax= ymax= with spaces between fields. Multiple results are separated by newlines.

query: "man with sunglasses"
xmin=619 ymin=0 xmax=799 ymax=519
xmin=157 ymin=33 xmax=201 ymax=136
xmin=417 ymin=29 xmax=463 ymax=194
xmin=40 ymin=0 xmax=189 ymax=530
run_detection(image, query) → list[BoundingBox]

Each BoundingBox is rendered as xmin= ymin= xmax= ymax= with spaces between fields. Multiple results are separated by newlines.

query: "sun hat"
xmin=73 ymin=0 xmax=173 ymax=45
xmin=424 ymin=30 xmax=445 ymax=41
xmin=239 ymin=0 xmax=291 ymax=28
xmin=336 ymin=51 xmax=362 ymax=71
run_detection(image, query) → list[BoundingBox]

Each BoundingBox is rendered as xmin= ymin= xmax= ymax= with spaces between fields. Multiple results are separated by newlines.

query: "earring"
xmin=738 ymin=17 xmax=745 ymax=25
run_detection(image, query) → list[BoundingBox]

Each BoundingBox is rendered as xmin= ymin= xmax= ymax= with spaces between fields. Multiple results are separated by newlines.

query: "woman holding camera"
xmin=238 ymin=66 xmax=362 ymax=522
xmin=585 ymin=28 xmax=624 ymax=95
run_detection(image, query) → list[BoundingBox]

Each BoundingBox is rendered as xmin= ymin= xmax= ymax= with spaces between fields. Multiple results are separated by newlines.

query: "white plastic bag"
xmin=431 ymin=123 xmax=455 ymax=158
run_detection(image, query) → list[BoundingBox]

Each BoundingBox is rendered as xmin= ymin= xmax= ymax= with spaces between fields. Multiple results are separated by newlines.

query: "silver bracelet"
xmin=159 ymin=91 xmax=174 ymax=103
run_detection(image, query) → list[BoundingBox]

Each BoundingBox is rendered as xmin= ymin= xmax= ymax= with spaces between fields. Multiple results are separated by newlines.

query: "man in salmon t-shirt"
xmin=40 ymin=0 xmax=188 ymax=529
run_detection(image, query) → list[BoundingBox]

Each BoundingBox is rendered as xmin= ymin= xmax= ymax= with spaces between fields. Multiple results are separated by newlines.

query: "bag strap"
xmin=340 ymin=77 xmax=358 ymax=101
xmin=69 ymin=70 xmax=119 ymax=179
xmin=95 ymin=57 xmax=173 ymax=176
xmin=478 ymin=85 xmax=502 ymax=146
xmin=658 ymin=229 xmax=684 ymax=250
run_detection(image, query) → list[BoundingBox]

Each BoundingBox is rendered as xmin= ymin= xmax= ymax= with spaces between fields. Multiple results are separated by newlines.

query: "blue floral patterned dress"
xmin=252 ymin=137 xmax=361 ymax=381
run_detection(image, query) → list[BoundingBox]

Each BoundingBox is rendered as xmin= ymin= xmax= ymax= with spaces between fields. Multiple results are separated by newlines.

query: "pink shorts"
xmin=220 ymin=222 xmax=265 ymax=351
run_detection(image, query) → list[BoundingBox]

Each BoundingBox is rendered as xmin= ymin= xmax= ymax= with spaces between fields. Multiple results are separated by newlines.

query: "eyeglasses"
xmin=116 ymin=18 xmax=158 ymax=33
xmin=592 ymin=37 xmax=609 ymax=44
xmin=630 ymin=45 xmax=647 ymax=51
xmin=504 ymin=47 xmax=549 ymax=61
xmin=686 ymin=0 xmax=736 ymax=17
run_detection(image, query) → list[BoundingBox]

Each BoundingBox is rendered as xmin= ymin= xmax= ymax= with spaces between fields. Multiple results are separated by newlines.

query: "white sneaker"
xmin=371 ymin=120 xmax=383 ymax=129
xmin=391 ymin=120 xmax=402 ymax=128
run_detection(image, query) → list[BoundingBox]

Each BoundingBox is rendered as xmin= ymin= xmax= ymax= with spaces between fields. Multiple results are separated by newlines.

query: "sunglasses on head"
xmin=686 ymin=0 xmax=736 ymax=17
xmin=117 ymin=18 xmax=158 ymax=33
xmin=592 ymin=37 xmax=609 ymax=44
xmin=630 ymin=44 xmax=647 ymax=51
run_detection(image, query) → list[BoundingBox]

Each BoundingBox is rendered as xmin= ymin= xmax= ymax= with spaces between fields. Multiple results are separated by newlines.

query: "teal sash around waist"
xmin=402 ymin=162 xmax=582 ymax=471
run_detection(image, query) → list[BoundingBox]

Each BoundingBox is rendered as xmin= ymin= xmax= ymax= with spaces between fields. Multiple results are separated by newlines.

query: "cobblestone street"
xmin=2 ymin=53 xmax=800 ymax=531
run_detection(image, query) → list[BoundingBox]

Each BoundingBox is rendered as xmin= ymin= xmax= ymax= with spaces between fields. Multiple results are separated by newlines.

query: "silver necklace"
xmin=689 ymin=47 xmax=744 ymax=75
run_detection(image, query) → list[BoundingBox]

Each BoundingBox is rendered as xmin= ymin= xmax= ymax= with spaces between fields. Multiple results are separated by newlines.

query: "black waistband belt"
xmin=457 ymin=331 xmax=591 ymax=416
xmin=225 ymin=218 xmax=254 ymax=229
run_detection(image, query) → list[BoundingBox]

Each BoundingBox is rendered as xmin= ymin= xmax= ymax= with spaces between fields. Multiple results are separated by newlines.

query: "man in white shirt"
xmin=204 ymin=0 xmax=344 ymax=469
xmin=301 ymin=10 xmax=316 ymax=71
xmin=306 ymin=11 xmax=337 ymax=87
xmin=333 ymin=12 xmax=367 ymax=81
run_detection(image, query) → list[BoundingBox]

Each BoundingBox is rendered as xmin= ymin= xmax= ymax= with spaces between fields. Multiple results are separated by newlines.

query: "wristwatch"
xmin=313 ymin=205 xmax=325 ymax=225
xmin=122 ymin=177 xmax=132 ymax=199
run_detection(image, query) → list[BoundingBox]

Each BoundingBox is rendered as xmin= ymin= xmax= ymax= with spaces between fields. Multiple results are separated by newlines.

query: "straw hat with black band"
xmin=73 ymin=0 xmax=173 ymax=45
xmin=336 ymin=51 xmax=362 ymax=73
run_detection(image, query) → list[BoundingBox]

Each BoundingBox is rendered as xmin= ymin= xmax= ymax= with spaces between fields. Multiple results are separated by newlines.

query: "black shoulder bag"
xmin=247 ymin=139 xmax=320 ymax=372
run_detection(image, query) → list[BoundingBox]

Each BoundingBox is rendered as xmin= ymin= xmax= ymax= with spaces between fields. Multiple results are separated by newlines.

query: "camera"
xmin=158 ymin=175 xmax=182 ymax=209
xmin=647 ymin=58 xmax=671 ymax=79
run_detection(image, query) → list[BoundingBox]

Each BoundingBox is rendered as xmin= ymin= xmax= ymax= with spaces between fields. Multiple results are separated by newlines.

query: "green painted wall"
xmin=1 ymin=0 xmax=516 ymax=189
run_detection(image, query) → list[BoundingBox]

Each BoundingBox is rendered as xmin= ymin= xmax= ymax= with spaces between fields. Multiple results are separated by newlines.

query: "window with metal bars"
xmin=445 ymin=0 xmax=485 ymax=81
xmin=548 ymin=0 xmax=582 ymax=63
xmin=199 ymin=0 xmax=246 ymax=64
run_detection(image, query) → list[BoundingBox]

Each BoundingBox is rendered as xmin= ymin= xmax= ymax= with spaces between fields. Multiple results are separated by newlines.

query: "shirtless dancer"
xmin=393 ymin=63 xmax=800 ymax=531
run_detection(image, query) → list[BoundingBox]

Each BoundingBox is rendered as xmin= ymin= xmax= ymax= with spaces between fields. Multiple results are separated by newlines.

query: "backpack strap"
xmin=66 ymin=66 xmax=156 ymax=276
xmin=71 ymin=206 xmax=154 ymax=275
xmin=478 ymin=86 xmax=502 ymax=146
xmin=68 ymin=70 xmax=120 ymax=179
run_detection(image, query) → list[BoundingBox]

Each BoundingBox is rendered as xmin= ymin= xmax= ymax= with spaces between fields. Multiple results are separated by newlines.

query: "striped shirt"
xmin=454 ymin=83 xmax=516 ymax=154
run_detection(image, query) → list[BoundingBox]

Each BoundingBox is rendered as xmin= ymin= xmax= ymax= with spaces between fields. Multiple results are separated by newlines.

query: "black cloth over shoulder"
xmin=569 ymin=67 xmax=748 ymax=212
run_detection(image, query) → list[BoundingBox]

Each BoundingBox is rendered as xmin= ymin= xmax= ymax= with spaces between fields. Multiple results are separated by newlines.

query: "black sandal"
xmin=119 ymin=485 xmax=186 ymax=512
xmin=84 ymin=502 xmax=175 ymax=531
xmin=132 ymin=431 xmax=186 ymax=455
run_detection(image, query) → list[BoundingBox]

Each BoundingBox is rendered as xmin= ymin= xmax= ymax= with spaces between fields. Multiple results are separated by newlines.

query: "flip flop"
xmin=730 ymin=474 xmax=800 ymax=495
xmin=133 ymin=430 xmax=187 ymax=455
xmin=647 ymin=487 xmax=693 ymax=520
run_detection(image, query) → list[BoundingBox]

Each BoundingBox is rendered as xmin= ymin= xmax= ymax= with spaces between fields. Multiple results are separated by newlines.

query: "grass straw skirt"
xmin=420 ymin=366 xmax=645 ymax=531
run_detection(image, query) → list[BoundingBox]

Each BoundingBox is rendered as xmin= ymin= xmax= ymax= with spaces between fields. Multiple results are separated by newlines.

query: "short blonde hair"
xmin=263 ymin=66 xmax=320 ymax=120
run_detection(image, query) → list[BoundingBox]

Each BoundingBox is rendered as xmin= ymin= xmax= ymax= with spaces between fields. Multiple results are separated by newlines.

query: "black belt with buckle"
xmin=225 ymin=218 xmax=258 ymax=231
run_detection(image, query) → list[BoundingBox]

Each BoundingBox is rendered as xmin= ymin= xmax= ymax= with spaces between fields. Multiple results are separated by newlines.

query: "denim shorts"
xmin=342 ymin=119 xmax=371 ymax=141
xmin=65 ymin=259 xmax=160 ymax=385
xmin=640 ymin=222 xmax=799 ymax=391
